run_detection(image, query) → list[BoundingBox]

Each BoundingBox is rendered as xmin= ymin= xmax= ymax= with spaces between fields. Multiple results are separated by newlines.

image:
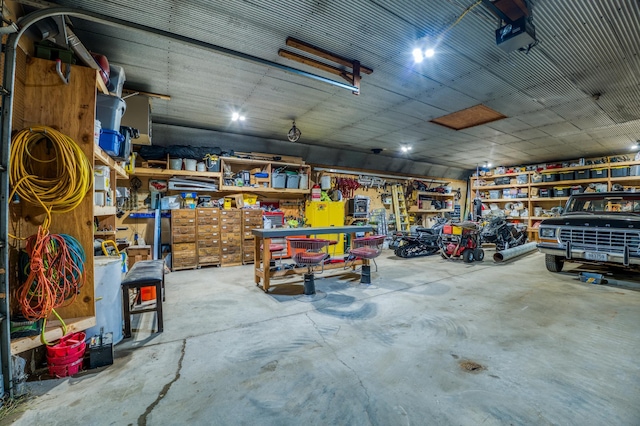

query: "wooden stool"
xmin=121 ymin=260 xmax=165 ymax=338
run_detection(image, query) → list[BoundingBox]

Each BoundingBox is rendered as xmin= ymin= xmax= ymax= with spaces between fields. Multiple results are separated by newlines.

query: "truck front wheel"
xmin=545 ymin=254 xmax=564 ymax=272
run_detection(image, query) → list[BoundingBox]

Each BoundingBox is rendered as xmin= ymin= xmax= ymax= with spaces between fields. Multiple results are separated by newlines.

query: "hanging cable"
xmin=17 ymin=227 xmax=86 ymax=324
xmin=9 ymin=125 xmax=92 ymax=230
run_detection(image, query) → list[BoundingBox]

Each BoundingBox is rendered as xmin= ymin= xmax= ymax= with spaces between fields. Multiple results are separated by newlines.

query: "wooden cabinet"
xmin=220 ymin=210 xmax=243 ymax=266
xmin=171 ymin=210 xmax=197 ymax=270
xmin=197 ymin=208 xmax=221 ymax=266
xmin=242 ymin=210 xmax=262 ymax=264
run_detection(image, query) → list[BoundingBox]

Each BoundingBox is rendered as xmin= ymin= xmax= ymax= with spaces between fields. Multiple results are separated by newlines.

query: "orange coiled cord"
xmin=18 ymin=227 xmax=86 ymax=322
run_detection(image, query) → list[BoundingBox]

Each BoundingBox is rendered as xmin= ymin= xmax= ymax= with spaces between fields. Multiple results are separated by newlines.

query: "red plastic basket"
xmin=47 ymin=332 xmax=86 ymax=358
xmin=48 ymin=357 xmax=83 ymax=378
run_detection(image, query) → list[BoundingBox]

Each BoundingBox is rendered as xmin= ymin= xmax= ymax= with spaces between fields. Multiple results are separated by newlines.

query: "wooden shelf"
xmin=530 ymin=197 xmax=569 ymax=202
xmin=133 ymin=167 xmax=222 ymax=179
xmin=610 ymin=175 xmax=640 ymax=182
xmin=94 ymin=146 xmax=128 ymax=179
xmin=94 ymin=206 xmax=117 ymax=216
xmin=529 ymin=216 xmax=561 ymax=220
xmin=480 ymin=198 xmax=528 ymax=203
xmin=409 ymin=207 xmax=454 ymax=213
xmin=96 ymin=74 xmax=108 ymax=95
xmin=219 ymin=185 xmax=309 ymax=194
xmin=416 ymin=191 xmax=455 ymax=197
xmin=11 ymin=316 xmax=96 ymax=355
xmin=472 ymin=183 xmax=529 ymax=190
xmin=471 ymin=171 xmax=532 ymax=179
xmin=222 ymin=156 xmax=306 ymax=168
xmin=94 ymin=230 xmax=117 ymax=236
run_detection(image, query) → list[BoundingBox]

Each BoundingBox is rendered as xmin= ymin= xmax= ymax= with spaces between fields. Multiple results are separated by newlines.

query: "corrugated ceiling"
xmin=23 ymin=0 xmax=640 ymax=179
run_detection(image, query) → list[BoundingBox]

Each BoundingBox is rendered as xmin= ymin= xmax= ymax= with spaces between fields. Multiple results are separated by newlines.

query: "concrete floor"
xmin=7 ymin=250 xmax=640 ymax=425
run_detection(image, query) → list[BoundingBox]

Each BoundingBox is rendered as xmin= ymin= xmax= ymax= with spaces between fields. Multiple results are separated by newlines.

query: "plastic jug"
xmin=311 ymin=184 xmax=321 ymax=201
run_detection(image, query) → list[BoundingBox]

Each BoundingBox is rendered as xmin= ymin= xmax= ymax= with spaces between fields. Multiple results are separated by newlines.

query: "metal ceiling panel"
xmin=35 ymin=0 xmax=640 ymax=174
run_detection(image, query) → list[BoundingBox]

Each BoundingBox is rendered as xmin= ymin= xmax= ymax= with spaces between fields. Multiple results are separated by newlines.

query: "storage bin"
xmin=286 ymin=174 xmax=300 ymax=189
xmin=553 ymin=186 xmax=570 ymax=197
xmin=94 ymin=120 xmax=101 ymax=145
xmin=489 ymin=190 xmax=500 ymax=199
xmin=272 ymin=172 xmax=286 ymax=188
xmin=107 ymin=64 xmax=126 ymax=97
xmin=516 ymin=174 xmax=528 ymax=184
xmin=539 ymin=188 xmax=551 ymax=197
xmin=494 ymin=177 xmax=511 ymax=185
xmin=98 ymin=129 xmax=124 ymax=157
xmin=610 ymin=166 xmax=629 ymax=177
xmin=541 ymin=172 xmax=558 ymax=182
xmin=531 ymin=173 xmax=542 ymax=183
xmin=559 ymin=171 xmax=574 ymax=180
xmin=630 ymin=165 xmax=640 ymax=176
xmin=570 ymin=185 xmax=583 ymax=195
xmin=96 ymin=93 xmax=126 ymax=131
xmin=590 ymin=168 xmax=608 ymax=178
xmin=575 ymin=170 xmax=589 ymax=180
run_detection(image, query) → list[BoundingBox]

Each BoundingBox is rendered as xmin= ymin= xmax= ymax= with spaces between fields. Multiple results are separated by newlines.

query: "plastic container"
xmin=311 ymin=185 xmax=321 ymax=201
xmin=590 ymin=168 xmax=608 ymax=178
xmin=272 ymin=173 xmax=286 ymax=188
xmin=98 ymin=129 xmax=124 ymax=157
xmin=320 ymin=175 xmax=332 ymax=190
xmin=96 ymin=93 xmax=126 ymax=131
xmin=489 ymin=190 xmax=500 ymax=199
xmin=184 ymin=159 xmax=197 ymax=171
xmin=299 ymin=174 xmax=309 ymax=190
xmin=286 ymin=174 xmax=300 ymax=189
xmin=553 ymin=187 xmax=570 ymax=197
xmin=570 ymin=185 xmax=583 ymax=195
xmin=205 ymin=158 xmax=220 ymax=172
xmin=611 ymin=166 xmax=629 ymax=177
xmin=47 ymin=332 xmax=86 ymax=358
xmin=630 ymin=165 xmax=640 ymax=176
xmin=541 ymin=173 xmax=558 ymax=182
xmin=559 ymin=171 xmax=575 ymax=180
xmin=196 ymin=162 xmax=206 ymax=172
xmin=575 ymin=170 xmax=589 ymax=180
xmin=141 ymin=286 xmax=157 ymax=302
xmin=107 ymin=64 xmax=126 ymax=98
xmin=169 ymin=158 xmax=183 ymax=170
xmin=94 ymin=120 xmax=101 ymax=145
xmin=48 ymin=357 xmax=83 ymax=378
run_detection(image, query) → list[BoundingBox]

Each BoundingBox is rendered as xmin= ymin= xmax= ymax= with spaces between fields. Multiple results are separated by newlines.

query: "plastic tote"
xmin=285 ymin=172 xmax=300 ymax=189
xmin=96 ymin=93 xmax=126 ymax=131
xmin=99 ymin=129 xmax=124 ymax=157
xmin=272 ymin=172 xmax=286 ymax=188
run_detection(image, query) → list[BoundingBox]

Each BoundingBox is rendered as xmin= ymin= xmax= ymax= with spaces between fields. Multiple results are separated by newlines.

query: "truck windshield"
xmin=566 ymin=195 xmax=640 ymax=214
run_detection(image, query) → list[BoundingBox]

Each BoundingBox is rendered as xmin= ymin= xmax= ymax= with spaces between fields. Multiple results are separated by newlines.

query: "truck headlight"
xmin=540 ymin=227 xmax=557 ymax=238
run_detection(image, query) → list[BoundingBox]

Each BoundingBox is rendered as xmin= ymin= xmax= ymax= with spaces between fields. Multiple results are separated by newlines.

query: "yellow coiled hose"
xmin=10 ymin=126 xmax=93 ymax=230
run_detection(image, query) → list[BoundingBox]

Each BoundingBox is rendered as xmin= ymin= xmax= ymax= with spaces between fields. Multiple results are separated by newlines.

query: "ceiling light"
xmin=486 ymin=162 xmax=492 ymax=168
xmin=401 ymin=146 xmax=412 ymax=152
xmin=424 ymin=48 xmax=435 ymax=58
xmin=231 ymin=112 xmax=239 ymax=121
xmin=412 ymin=48 xmax=423 ymax=63
xmin=632 ymin=144 xmax=639 ymax=150
xmin=239 ymin=115 xmax=246 ymax=121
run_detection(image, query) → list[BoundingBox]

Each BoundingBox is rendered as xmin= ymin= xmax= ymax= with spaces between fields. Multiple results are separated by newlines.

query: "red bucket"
xmin=47 ymin=332 xmax=86 ymax=358
xmin=48 ymin=357 xmax=83 ymax=378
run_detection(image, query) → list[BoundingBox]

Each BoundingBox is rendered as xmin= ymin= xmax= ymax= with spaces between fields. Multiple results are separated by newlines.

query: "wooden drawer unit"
xmin=198 ymin=255 xmax=221 ymax=265
xmin=198 ymin=237 xmax=220 ymax=249
xmin=172 ymin=210 xmax=197 ymax=267
xmin=198 ymin=225 xmax=220 ymax=234
xmin=197 ymin=208 xmax=220 ymax=226
xmin=242 ymin=241 xmax=256 ymax=264
xmin=221 ymin=253 xmax=242 ymax=265
xmin=173 ymin=242 xmax=196 ymax=253
xmin=221 ymin=245 xmax=241 ymax=255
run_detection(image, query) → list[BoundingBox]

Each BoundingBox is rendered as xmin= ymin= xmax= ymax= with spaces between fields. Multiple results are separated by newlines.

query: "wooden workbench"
xmin=252 ymin=226 xmax=374 ymax=292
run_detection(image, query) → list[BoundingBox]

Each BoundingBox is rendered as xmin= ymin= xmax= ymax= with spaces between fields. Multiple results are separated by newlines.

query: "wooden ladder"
xmin=391 ymin=184 xmax=409 ymax=232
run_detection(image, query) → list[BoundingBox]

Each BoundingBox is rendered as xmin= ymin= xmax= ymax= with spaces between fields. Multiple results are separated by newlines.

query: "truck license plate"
xmin=585 ymin=252 xmax=607 ymax=261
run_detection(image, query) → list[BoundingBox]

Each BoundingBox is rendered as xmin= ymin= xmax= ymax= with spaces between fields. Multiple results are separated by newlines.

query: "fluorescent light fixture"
xmin=231 ymin=112 xmax=239 ymax=121
xmin=401 ymin=146 xmax=412 ymax=152
xmin=424 ymin=48 xmax=435 ymax=58
xmin=412 ymin=48 xmax=423 ymax=63
xmin=239 ymin=115 xmax=246 ymax=121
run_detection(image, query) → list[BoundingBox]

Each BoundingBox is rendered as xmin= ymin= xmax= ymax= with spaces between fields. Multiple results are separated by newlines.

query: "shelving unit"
xmin=470 ymin=161 xmax=640 ymax=240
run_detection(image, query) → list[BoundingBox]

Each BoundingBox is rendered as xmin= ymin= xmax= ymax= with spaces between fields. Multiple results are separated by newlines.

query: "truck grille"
xmin=559 ymin=228 xmax=640 ymax=254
